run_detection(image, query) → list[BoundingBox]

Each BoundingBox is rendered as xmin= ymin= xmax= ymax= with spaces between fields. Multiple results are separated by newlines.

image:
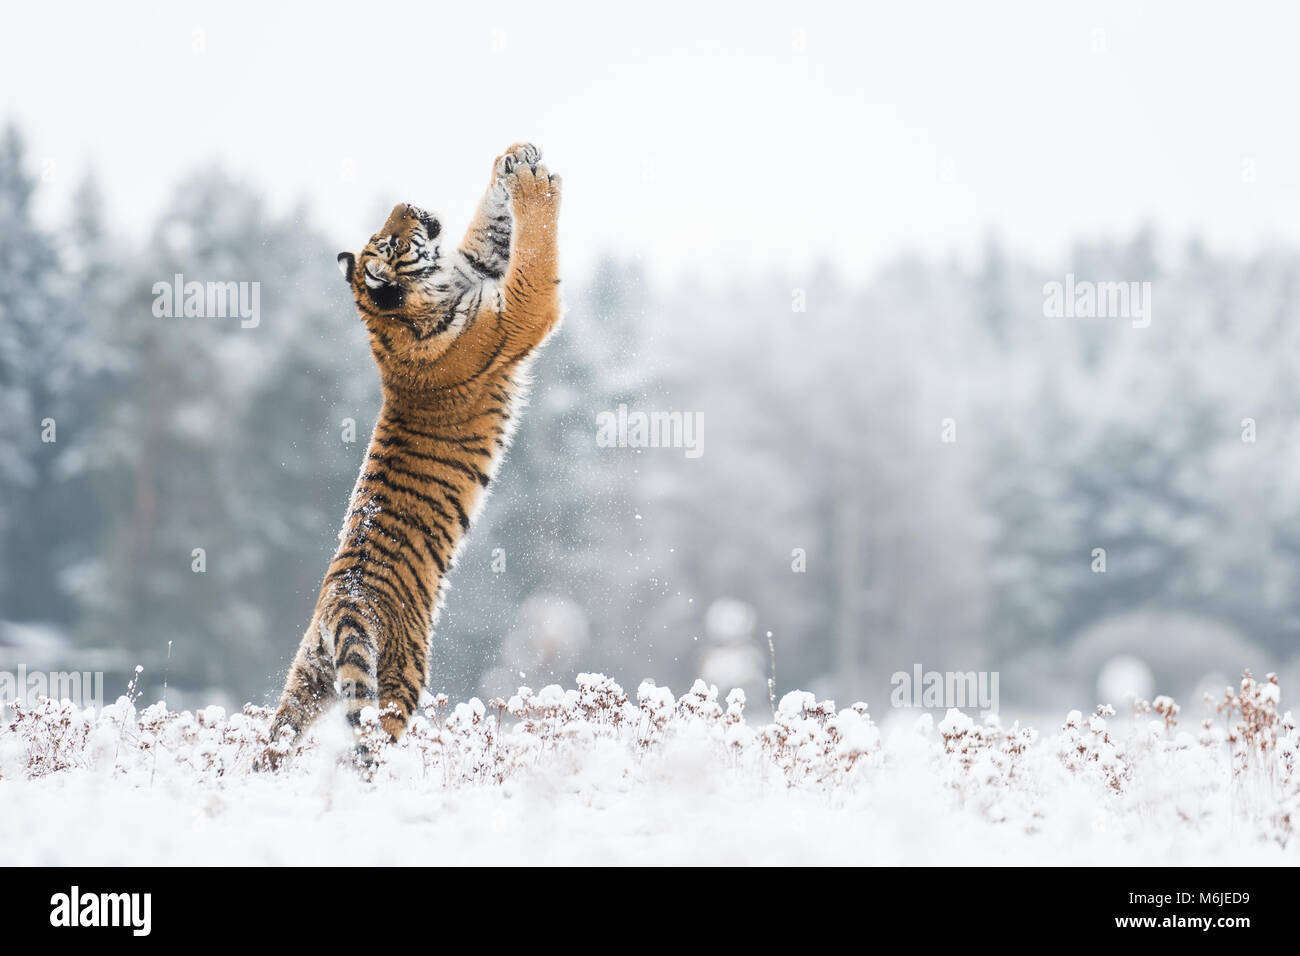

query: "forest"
xmin=1 ymin=122 xmax=1296 ymax=716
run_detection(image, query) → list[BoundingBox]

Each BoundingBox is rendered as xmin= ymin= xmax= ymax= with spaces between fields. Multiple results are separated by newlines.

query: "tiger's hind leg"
xmin=377 ymin=626 xmax=429 ymax=743
xmin=257 ymin=625 xmax=336 ymax=771
xmin=260 ymin=607 xmax=388 ymax=774
xmin=328 ymin=608 xmax=383 ymax=772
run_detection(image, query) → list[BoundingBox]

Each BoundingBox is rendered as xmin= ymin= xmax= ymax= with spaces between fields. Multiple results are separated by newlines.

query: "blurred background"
xmin=2 ymin=1 xmax=1298 ymax=718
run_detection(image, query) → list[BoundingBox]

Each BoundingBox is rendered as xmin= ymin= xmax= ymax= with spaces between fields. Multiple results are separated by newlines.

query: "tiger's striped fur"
xmin=259 ymin=143 xmax=561 ymax=771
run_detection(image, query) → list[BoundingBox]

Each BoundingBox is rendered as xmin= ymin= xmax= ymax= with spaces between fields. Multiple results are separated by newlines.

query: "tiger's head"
xmin=338 ymin=203 xmax=458 ymax=360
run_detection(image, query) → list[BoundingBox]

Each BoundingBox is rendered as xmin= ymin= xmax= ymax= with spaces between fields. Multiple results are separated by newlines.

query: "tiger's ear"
xmin=337 ymin=252 xmax=355 ymax=282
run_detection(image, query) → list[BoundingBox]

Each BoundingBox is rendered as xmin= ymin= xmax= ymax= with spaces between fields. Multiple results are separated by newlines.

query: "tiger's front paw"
xmin=493 ymin=143 xmax=561 ymax=218
xmin=492 ymin=142 xmax=541 ymax=184
xmin=507 ymin=162 xmax=561 ymax=212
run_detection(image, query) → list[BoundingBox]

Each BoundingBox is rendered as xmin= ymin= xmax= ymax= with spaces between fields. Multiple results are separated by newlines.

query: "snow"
xmin=1 ymin=672 xmax=1296 ymax=866
xmin=778 ymin=690 xmax=816 ymax=717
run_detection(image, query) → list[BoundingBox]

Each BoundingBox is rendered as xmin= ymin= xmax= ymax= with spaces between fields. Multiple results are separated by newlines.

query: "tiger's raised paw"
xmin=494 ymin=144 xmax=561 ymax=202
xmin=494 ymin=142 xmax=541 ymax=181
xmin=502 ymin=162 xmax=561 ymax=221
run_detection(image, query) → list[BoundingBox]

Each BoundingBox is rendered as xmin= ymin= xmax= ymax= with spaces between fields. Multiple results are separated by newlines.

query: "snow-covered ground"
xmin=1 ymin=673 xmax=1296 ymax=866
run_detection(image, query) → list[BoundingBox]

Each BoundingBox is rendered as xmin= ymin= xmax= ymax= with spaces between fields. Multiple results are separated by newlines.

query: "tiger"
xmin=257 ymin=143 xmax=562 ymax=772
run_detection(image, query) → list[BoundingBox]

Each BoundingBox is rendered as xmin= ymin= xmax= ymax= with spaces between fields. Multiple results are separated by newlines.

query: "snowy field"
xmin=1 ymin=672 xmax=1296 ymax=866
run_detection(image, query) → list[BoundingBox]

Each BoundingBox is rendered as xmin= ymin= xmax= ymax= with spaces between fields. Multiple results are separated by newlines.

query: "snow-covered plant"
xmin=4 ymin=697 xmax=92 ymax=777
xmin=1214 ymin=670 xmax=1283 ymax=777
xmin=1058 ymin=704 xmax=1129 ymax=792
xmin=635 ymin=680 xmax=675 ymax=749
xmin=760 ymin=691 xmax=880 ymax=787
xmin=939 ymin=709 xmax=1035 ymax=777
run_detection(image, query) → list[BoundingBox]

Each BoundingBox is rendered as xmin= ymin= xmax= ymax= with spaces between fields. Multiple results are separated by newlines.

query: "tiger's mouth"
xmin=363 ymin=263 xmax=408 ymax=312
xmin=367 ymin=283 xmax=406 ymax=312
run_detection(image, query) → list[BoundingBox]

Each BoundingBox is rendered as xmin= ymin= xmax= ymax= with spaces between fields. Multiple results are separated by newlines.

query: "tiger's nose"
xmin=381 ymin=203 xmax=418 ymax=235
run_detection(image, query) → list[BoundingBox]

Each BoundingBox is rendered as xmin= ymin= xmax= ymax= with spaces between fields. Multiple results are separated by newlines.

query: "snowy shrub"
xmin=1058 ymin=705 xmax=1129 ymax=792
xmin=1212 ymin=670 xmax=1283 ymax=775
xmin=5 ymin=697 xmax=92 ymax=778
xmin=932 ymin=709 xmax=1037 ymax=823
xmin=760 ymin=691 xmax=881 ymax=786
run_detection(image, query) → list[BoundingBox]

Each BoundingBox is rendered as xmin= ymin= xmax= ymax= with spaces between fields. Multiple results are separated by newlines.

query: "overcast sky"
xmin=4 ymin=0 xmax=1299 ymax=283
